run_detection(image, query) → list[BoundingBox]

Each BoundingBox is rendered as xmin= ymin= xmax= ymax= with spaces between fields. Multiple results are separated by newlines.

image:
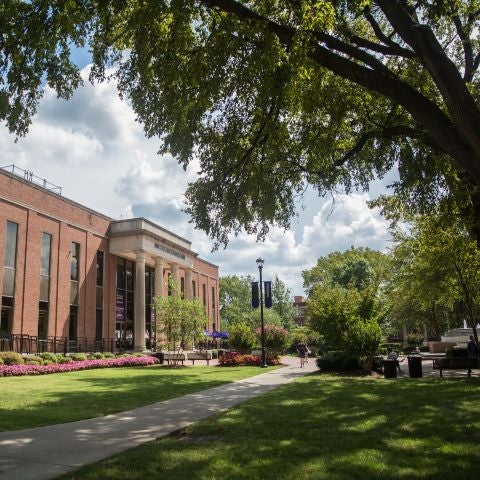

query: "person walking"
xmin=297 ymin=341 xmax=308 ymax=368
xmin=467 ymin=335 xmax=479 ymax=358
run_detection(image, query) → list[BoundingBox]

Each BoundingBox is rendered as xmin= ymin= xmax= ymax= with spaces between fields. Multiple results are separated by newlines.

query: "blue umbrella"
xmin=219 ymin=331 xmax=229 ymax=339
xmin=203 ymin=330 xmax=213 ymax=337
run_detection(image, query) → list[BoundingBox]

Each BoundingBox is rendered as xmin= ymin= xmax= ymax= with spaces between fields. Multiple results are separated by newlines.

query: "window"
xmin=2 ymin=221 xmax=18 ymax=297
xmin=70 ymin=242 xmax=80 ymax=306
xmin=116 ymin=257 xmax=135 ymax=350
xmin=202 ymin=284 xmax=207 ymax=306
xmin=192 ymin=280 xmax=196 ymax=298
xmin=38 ymin=233 xmax=52 ymax=338
xmin=2 ymin=221 xmax=18 ymax=334
xmin=212 ymin=286 xmax=216 ymax=321
xmin=180 ymin=277 xmax=185 ymax=298
xmin=69 ymin=305 xmax=78 ymax=339
xmin=39 ymin=233 xmax=52 ymax=302
xmin=145 ymin=266 xmax=155 ymax=349
xmin=95 ymin=251 xmax=104 ymax=340
xmin=70 ymin=242 xmax=80 ymax=281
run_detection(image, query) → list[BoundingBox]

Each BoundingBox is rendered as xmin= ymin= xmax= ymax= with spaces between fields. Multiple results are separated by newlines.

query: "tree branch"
xmin=452 ymin=15 xmax=474 ymax=82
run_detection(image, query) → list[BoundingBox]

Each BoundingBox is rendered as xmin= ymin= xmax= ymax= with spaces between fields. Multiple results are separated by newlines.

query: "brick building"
xmin=293 ymin=296 xmax=306 ymax=326
xmin=0 ymin=166 xmax=220 ymax=353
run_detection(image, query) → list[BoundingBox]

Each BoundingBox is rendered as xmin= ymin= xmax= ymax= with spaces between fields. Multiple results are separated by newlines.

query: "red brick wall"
xmin=0 ymin=171 xmax=110 ymax=338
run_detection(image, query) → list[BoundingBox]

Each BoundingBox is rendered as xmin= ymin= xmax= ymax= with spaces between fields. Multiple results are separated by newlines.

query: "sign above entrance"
xmin=154 ymin=242 xmax=186 ymax=260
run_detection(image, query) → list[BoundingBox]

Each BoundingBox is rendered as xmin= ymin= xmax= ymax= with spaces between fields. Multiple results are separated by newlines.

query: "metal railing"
xmin=0 ymin=334 xmax=116 ymax=354
xmin=0 ymin=164 xmax=62 ymax=195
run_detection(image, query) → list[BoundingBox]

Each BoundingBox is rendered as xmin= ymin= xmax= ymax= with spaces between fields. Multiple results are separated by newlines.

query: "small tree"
xmin=256 ymin=324 xmax=290 ymax=356
xmin=154 ymin=293 xmax=207 ymax=365
xmin=228 ymin=323 xmax=256 ymax=354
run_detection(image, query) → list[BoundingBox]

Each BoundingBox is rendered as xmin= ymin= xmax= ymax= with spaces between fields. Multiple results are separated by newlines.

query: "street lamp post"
xmin=256 ymin=257 xmax=268 ymax=368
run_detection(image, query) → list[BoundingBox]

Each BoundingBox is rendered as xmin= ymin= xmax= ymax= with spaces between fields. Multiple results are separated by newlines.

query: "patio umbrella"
xmin=203 ymin=330 xmax=213 ymax=337
xmin=219 ymin=331 xmax=229 ymax=339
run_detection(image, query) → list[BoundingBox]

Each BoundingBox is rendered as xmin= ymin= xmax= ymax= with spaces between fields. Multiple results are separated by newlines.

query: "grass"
xmin=62 ymin=373 xmax=480 ymax=480
xmin=0 ymin=365 xmax=276 ymax=431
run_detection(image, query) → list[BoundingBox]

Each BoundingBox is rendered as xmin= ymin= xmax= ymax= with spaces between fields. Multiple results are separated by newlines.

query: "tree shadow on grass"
xmin=0 ymin=366 xmax=251 ymax=431
xmin=67 ymin=374 xmax=480 ymax=480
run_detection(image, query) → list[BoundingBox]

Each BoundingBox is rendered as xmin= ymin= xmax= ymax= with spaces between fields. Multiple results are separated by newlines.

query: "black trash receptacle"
xmin=152 ymin=352 xmax=164 ymax=365
xmin=408 ymin=355 xmax=422 ymax=378
xmin=383 ymin=359 xmax=397 ymax=378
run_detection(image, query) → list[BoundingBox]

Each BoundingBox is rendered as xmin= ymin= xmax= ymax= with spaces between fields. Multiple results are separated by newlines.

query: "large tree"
xmin=3 ymin=1 xmax=480 ymax=244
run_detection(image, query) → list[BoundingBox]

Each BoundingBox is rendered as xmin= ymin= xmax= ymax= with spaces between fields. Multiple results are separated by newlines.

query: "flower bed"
xmin=218 ymin=352 xmax=281 ymax=367
xmin=0 ymin=356 xmax=159 ymax=377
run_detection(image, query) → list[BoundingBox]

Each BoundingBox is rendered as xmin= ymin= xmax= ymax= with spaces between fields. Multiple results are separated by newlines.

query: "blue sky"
xmin=1 ymin=55 xmax=393 ymax=295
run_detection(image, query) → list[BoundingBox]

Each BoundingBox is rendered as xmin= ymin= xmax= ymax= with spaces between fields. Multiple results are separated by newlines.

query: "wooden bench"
xmin=187 ymin=351 xmax=212 ymax=365
xmin=432 ymin=357 xmax=479 ymax=377
xmin=163 ymin=353 xmax=186 ymax=365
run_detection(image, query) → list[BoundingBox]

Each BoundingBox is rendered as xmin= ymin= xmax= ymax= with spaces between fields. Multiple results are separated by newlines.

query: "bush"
xmin=218 ymin=352 xmax=281 ymax=366
xmin=316 ymin=351 xmax=360 ymax=371
xmin=255 ymin=324 xmax=289 ymax=355
xmin=89 ymin=352 xmax=105 ymax=360
xmin=103 ymin=352 xmax=116 ymax=358
xmin=0 ymin=351 xmax=24 ymax=365
xmin=56 ymin=355 xmax=73 ymax=364
xmin=228 ymin=323 xmax=256 ymax=353
xmin=0 ymin=357 xmax=4 ymax=365
xmin=407 ymin=333 xmax=424 ymax=346
xmin=71 ymin=353 xmax=88 ymax=361
xmin=25 ymin=355 xmax=43 ymax=365
xmin=446 ymin=347 xmax=468 ymax=357
xmin=39 ymin=352 xmax=59 ymax=363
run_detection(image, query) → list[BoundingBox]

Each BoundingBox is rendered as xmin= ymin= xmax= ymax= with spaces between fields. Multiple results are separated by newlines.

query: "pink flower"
xmin=0 ymin=356 xmax=159 ymax=377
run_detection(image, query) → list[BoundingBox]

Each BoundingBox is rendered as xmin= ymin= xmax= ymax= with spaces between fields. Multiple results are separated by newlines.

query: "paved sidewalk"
xmin=0 ymin=358 xmax=317 ymax=480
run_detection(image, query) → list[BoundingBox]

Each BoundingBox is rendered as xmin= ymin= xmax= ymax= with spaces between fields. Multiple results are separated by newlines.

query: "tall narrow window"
xmin=95 ymin=251 xmax=104 ymax=341
xmin=211 ymin=286 xmax=216 ymax=326
xmin=115 ymin=257 xmax=135 ymax=350
xmin=1 ymin=221 xmax=18 ymax=334
xmin=202 ymin=284 xmax=207 ymax=305
xmin=192 ymin=280 xmax=196 ymax=298
xmin=180 ymin=277 xmax=185 ymax=298
xmin=69 ymin=242 xmax=80 ymax=339
xmin=145 ymin=266 xmax=155 ymax=349
xmin=38 ymin=233 xmax=52 ymax=338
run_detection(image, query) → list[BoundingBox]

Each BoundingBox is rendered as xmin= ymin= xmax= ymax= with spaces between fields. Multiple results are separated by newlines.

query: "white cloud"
xmin=1 ymin=67 xmax=392 ymax=296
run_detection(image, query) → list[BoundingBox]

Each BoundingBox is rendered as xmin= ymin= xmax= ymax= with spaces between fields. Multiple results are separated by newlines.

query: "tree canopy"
xmin=3 ymin=1 xmax=480 ymax=245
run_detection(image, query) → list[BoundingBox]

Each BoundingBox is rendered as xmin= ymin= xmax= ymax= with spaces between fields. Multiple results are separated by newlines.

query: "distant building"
xmin=293 ymin=295 xmax=306 ymax=326
xmin=0 ymin=166 xmax=219 ymax=354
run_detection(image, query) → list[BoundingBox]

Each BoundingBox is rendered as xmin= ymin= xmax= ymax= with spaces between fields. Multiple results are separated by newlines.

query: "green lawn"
xmin=0 ymin=365 xmax=275 ymax=431
xmin=62 ymin=373 xmax=480 ymax=480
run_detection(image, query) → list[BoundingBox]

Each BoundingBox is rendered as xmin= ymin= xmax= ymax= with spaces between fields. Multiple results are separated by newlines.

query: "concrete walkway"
xmin=0 ymin=357 xmax=317 ymax=480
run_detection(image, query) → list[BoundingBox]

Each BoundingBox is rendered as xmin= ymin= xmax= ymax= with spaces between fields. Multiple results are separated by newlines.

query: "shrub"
xmin=56 ymin=355 xmax=73 ymax=364
xmin=218 ymin=352 xmax=281 ymax=366
xmin=39 ymin=352 xmax=59 ymax=363
xmin=0 ymin=351 xmax=25 ymax=365
xmin=103 ymin=352 xmax=116 ymax=358
xmin=446 ymin=347 xmax=468 ymax=357
xmin=407 ymin=333 xmax=424 ymax=346
xmin=71 ymin=353 xmax=88 ymax=361
xmin=0 ymin=357 xmax=4 ymax=365
xmin=89 ymin=352 xmax=105 ymax=360
xmin=228 ymin=323 xmax=256 ymax=353
xmin=255 ymin=324 xmax=289 ymax=355
xmin=0 ymin=356 xmax=159 ymax=377
xmin=316 ymin=351 xmax=360 ymax=371
xmin=25 ymin=355 xmax=43 ymax=365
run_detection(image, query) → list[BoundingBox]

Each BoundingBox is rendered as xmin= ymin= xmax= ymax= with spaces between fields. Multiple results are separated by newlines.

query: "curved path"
xmin=0 ymin=357 xmax=317 ymax=480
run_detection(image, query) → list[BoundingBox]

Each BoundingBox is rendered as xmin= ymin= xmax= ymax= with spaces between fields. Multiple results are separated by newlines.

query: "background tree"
xmin=4 ymin=2 xmax=480 ymax=246
xmin=387 ymin=213 xmax=480 ymax=343
xmin=255 ymin=324 xmax=290 ymax=356
xmin=271 ymin=275 xmax=296 ymax=330
xmin=219 ymin=275 xmax=253 ymax=329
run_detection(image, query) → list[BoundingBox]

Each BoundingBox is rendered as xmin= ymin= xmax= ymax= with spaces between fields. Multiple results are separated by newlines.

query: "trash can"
xmin=383 ymin=359 xmax=398 ymax=378
xmin=152 ymin=352 xmax=164 ymax=365
xmin=408 ymin=354 xmax=423 ymax=378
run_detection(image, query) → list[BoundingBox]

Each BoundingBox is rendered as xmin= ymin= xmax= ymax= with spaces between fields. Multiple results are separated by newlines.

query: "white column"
xmin=185 ymin=267 xmax=193 ymax=299
xmin=134 ymin=250 xmax=146 ymax=352
xmin=154 ymin=258 xmax=165 ymax=299
xmin=171 ymin=263 xmax=180 ymax=296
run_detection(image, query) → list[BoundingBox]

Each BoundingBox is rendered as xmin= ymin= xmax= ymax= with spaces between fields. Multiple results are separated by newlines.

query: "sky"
xmin=1 ymin=64 xmax=394 ymax=295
